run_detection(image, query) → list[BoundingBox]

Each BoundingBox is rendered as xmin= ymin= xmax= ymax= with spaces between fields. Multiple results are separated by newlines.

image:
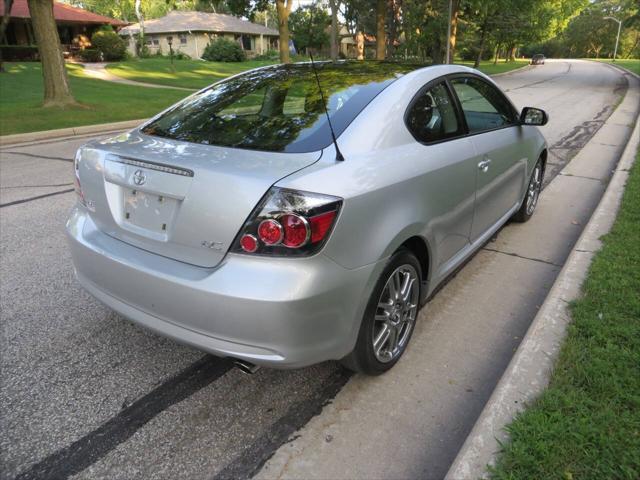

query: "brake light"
xmin=281 ymin=214 xmax=309 ymax=247
xmin=309 ymin=210 xmax=337 ymax=243
xmin=258 ymin=219 xmax=284 ymax=245
xmin=240 ymin=234 xmax=258 ymax=253
xmin=232 ymin=188 xmax=342 ymax=257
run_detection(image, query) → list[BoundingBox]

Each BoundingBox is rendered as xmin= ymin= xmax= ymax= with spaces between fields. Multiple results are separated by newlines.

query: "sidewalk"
xmin=445 ymin=63 xmax=640 ymax=480
xmin=80 ymin=63 xmax=196 ymax=92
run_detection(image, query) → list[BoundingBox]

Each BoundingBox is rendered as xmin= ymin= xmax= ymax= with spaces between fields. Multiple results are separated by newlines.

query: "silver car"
xmin=67 ymin=62 xmax=548 ymax=375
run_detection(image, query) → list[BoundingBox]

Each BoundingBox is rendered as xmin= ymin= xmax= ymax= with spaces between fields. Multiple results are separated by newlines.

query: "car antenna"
xmin=307 ymin=4 xmax=344 ymax=161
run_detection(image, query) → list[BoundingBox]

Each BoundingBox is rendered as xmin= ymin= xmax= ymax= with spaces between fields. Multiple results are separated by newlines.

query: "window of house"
xmin=179 ymin=34 xmax=188 ymax=45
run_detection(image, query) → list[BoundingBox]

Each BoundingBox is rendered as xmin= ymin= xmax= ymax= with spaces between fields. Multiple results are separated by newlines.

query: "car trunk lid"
xmin=77 ymin=131 xmax=321 ymax=267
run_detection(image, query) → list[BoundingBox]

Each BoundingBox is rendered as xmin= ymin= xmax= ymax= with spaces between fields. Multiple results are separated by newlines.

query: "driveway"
xmin=0 ymin=60 xmax=636 ymax=480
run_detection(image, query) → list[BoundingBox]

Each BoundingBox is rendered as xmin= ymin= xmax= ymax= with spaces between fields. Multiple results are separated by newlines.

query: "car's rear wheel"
xmin=513 ymin=158 xmax=543 ymax=223
xmin=341 ymin=249 xmax=421 ymax=375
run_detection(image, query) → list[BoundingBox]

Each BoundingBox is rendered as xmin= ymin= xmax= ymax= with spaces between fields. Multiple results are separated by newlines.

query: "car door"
xmin=449 ymin=75 xmax=526 ymax=242
xmin=404 ymin=80 xmax=479 ymax=270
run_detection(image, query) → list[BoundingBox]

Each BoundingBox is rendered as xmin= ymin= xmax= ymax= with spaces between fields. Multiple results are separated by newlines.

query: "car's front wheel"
xmin=342 ymin=249 xmax=421 ymax=375
xmin=513 ymin=158 xmax=543 ymax=223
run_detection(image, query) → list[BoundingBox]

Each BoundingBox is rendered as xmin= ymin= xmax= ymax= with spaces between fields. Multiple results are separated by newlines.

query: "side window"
xmin=450 ymin=77 xmax=517 ymax=133
xmin=406 ymin=82 xmax=460 ymax=143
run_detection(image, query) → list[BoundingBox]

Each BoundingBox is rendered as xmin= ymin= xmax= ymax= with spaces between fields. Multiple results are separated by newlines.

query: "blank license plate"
xmin=123 ymin=189 xmax=178 ymax=234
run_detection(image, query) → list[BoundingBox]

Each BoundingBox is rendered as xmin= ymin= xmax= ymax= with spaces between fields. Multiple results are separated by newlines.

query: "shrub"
xmin=91 ymin=30 xmax=127 ymax=61
xmin=0 ymin=45 xmax=39 ymax=61
xmin=78 ymin=48 xmax=102 ymax=62
xmin=202 ymin=38 xmax=246 ymax=62
xmin=253 ymin=49 xmax=280 ymax=61
xmin=174 ymin=51 xmax=191 ymax=60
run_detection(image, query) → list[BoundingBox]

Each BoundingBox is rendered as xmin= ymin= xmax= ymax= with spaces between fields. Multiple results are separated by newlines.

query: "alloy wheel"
xmin=526 ymin=164 xmax=542 ymax=216
xmin=372 ymin=264 xmax=420 ymax=363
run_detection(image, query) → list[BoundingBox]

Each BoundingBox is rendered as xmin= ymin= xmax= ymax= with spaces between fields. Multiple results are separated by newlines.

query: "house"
xmin=118 ymin=11 xmax=279 ymax=59
xmin=0 ymin=0 xmax=127 ymax=58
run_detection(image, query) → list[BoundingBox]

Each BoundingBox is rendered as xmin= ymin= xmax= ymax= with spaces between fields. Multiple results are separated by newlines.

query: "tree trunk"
xmin=27 ymin=0 xmax=75 ymax=107
xmin=134 ymin=0 xmax=144 ymax=55
xmin=329 ymin=0 xmax=339 ymax=61
xmin=494 ymin=43 xmax=500 ymax=65
xmin=0 ymin=0 xmax=14 ymax=71
xmin=473 ymin=24 xmax=487 ymax=69
xmin=387 ymin=0 xmax=400 ymax=58
xmin=276 ymin=0 xmax=292 ymax=64
xmin=448 ymin=0 xmax=459 ymax=64
xmin=375 ymin=0 xmax=386 ymax=60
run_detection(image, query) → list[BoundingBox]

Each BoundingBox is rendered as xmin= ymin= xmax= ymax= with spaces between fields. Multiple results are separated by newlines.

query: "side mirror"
xmin=520 ymin=107 xmax=548 ymax=126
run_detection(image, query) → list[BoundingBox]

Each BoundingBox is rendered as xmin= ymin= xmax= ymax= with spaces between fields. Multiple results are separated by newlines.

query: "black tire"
xmin=513 ymin=158 xmax=543 ymax=223
xmin=341 ymin=249 xmax=422 ymax=375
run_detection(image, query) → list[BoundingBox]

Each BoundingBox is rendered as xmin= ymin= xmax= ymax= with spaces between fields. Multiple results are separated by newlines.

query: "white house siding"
xmin=124 ymin=31 xmax=276 ymax=59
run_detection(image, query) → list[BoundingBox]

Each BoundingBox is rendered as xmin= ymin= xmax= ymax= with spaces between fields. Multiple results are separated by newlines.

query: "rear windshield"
xmin=141 ymin=62 xmax=419 ymax=153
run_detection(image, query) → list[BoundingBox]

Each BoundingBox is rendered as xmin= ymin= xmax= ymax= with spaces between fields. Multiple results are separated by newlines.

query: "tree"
xmin=275 ymin=0 xmax=293 ymax=63
xmin=447 ymin=0 xmax=459 ymax=63
xmin=134 ymin=0 xmax=144 ymax=53
xmin=27 ymin=0 xmax=76 ymax=107
xmin=289 ymin=5 xmax=329 ymax=54
xmin=329 ymin=0 xmax=339 ymax=60
xmin=375 ymin=0 xmax=386 ymax=59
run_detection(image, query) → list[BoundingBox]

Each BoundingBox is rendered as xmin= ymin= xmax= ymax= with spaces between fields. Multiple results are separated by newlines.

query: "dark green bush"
xmin=202 ymin=38 xmax=246 ymax=62
xmin=78 ymin=48 xmax=102 ymax=62
xmin=91 ymin=30 xmax=126 ymax=61
xmin=0 ymin=45 xmax=39 ymax=61
xmin=253 ymin=49 xmax=280 ymax=61
xmin=174 ymin=51 xmax=191 ymax=60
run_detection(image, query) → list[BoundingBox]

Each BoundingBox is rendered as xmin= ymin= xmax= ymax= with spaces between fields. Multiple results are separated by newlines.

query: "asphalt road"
xmin=0 ymin=60 xmax=632 ymax=480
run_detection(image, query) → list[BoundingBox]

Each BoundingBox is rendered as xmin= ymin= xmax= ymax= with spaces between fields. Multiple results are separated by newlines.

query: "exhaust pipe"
xmin=233 ymin=359 xmax=260 ymax=375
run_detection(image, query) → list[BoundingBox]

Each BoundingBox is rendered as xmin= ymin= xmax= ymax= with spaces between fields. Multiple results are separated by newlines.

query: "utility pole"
xmin=445 ymin=0 xmax=452 ymax=64
xmin=604 ymin=16 xmax=622 ymax=62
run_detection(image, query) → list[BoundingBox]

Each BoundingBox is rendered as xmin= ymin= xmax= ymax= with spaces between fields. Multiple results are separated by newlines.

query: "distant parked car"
xmin=531 ymin=54 xmax=545 ymax=65
xmin=67 ymin=62 xmax=549 ymax=375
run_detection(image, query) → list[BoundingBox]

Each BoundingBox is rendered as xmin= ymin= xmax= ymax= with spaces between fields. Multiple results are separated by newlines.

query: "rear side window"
xmin=406 ymin=82 xmax=460 ymax=143
xmin=450 ymin=77 xmax=517 ymax=133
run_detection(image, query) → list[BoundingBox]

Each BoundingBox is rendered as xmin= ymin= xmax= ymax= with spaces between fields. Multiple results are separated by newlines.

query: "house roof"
xmin=1 ymin=0 xmax=127 ymax=26
xmin=119 ymin=11 xmax=279 ymax=37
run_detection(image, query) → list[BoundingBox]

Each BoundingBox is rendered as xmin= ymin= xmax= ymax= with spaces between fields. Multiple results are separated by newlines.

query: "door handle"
xmin=478 ymin=159 xmax=492 ymax=172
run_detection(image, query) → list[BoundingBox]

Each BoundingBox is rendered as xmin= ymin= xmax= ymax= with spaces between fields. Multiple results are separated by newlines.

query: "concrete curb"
xmin=0 ymin=119 xmax=147 ymax=147
xmin=445 ymin=105 xmax=640 ymax=478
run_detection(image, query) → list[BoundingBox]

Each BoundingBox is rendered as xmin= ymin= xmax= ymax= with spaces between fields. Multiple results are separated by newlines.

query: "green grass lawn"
xmin=490 ymin=149 xmax=640 ymax=479
xmin=105 ymin=57 xmax=531 ymax=91
xmin=105 ymin=58 xmax=274 ymax=90
xmin=590 ymin=58 xmax=640 ymax=75
xmin=0 ymin=57 xmax=531 ymax=136
xmin=0 ymin=62 xmax=187 ymax=136
xmin=457 ymin=59 xmax=530 ymax=75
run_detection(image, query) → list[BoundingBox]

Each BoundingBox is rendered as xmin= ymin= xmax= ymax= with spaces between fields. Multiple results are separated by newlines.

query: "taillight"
xmin=232 ymin=188 xmax=342 ymax=257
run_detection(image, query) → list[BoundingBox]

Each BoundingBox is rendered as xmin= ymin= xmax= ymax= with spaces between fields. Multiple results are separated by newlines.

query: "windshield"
xmin=141 ymin=62 xmax=420 ymax=153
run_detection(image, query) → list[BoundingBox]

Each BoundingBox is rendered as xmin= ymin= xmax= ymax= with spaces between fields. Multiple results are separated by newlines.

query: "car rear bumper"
xmin=66 ymin=206 xmax=379 ymax=368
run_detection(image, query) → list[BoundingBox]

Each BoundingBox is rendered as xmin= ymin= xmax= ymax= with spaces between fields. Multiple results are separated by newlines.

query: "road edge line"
xmin=445 ymin=87 xmax=640 ymax=479
xmin=0 ymin=119 xmax=148 ymax=147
